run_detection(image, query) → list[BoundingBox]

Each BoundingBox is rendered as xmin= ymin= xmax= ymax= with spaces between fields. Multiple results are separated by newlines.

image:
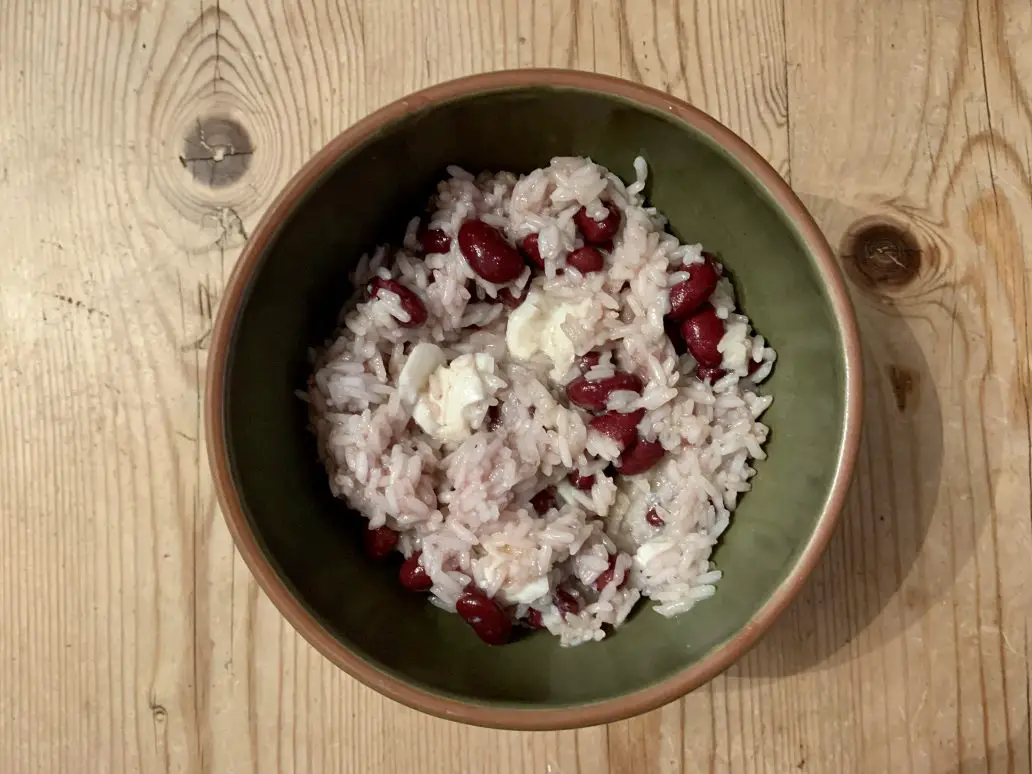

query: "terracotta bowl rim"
xmin=205 ymin=68 xmax=863 ymax=730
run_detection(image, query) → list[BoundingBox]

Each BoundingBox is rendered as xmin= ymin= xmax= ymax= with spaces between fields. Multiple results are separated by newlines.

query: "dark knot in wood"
xmin=842 ymin=221 xmax=921 ymax=289
xmin=180 ymin=116 xmax=253 ymax=187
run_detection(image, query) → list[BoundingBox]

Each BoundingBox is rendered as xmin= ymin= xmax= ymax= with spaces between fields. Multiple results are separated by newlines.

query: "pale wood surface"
xmin=1 ymin=0 xmax=1030 ymax=771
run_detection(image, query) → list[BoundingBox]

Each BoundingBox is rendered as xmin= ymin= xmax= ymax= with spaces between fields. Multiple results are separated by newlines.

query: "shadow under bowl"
xmin=206 ymin=70 xmax=862 ymax=730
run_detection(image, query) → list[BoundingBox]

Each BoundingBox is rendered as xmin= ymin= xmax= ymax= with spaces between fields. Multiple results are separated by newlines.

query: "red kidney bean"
xmin=458 ymin=219 xmax=524 ymax=283
xmin=456 ymin=588 xmax=512 ymax=645
xmin=399 ymin=552 xmax=432 ymax=591
xmin=569 ymin=471 xmax=595 ymax=490
xmin=421 ymin=228 xmax=452 ymax=254
xmin=695 ymin=364 xmax=727 ymax=383
xmin=589 ymin=408 xmax=646 ymax=450
xmin=554 ymin=588 xmax=580 ymax=616
xmin=680 ymin=305 xmax=725 ymax=367
xmin=668 ymin=260 xmax=720 ymax=321
xmin=525 ymin=608 xmax=544 ymax=629
xmin=498 ymin=283 xmax=529 ymax=309
xmin=574 ymin=203 xmax=621 ymax=244
xmin=530 ymin=487 xmax=558 ymax=514
xmin=578 ymin=351 xmax=601 ymax=372
xmin=615 ymin=438 xmax=665 ymax=476
xmin=363 ymin=525 xmax=398 ymax=560
xmin=566 ymin=373 xmax=643 ymax=412
xmin=566 ymin=245 xmax=605 ymax=274
xmin=594 ymin=554 xmax=628 ymax=592
xmin=645 ymin=508 xmax=665 ymax=527
xmin=748 ymin=357 xmax=763 ymax=376
xmin=367 ymin=278 xmax=428 ymax=328
xmin=520 ymin=233 xmax=544 ymax=269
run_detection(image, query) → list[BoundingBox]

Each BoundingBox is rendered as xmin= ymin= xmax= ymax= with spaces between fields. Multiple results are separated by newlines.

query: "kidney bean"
xmin=615 ymin=438 xmax=665 ymax=476
xmin=663 ymin=318 xmax=687 ymax=357
xmin=367 ymin=278 xmax=428 ymax=328
xmin=520 ymin=233 xmax=544 ymax=269
xmin=594 ymin=554 xmax=628 ymax=592
xmin=589 ymin=408 xmax=646 ymax=450
xmin=578 ymin=351 xmax=601 ymax=372
xmin=695 ymin=364 xmax=727 ymax=383
xmin=363 ymin=525 xmax=398 ymax=560
xmin=530 ymin=486 xmax=558 ymax=514
xmin=498 ymin=283 xmax=529 ymax=309
xmin=421 ymin=228 xmax=452 ymax=254
xmin=748 ymin=358 xmax=763 ymax=376
xmin=645 ymin=508 xmax=665 ymax=527
xmin=569 ymin=471 xmax=596 ymax=490
xmin=566 ymin=245 xmax=605 ymax=274
xmin=525 ymin=608 xmax=544 ymax=629
xmin=680 ymin=305 xmax=725 ymax=367
xmin=458 ymin=219 xmax=524 ymax=283
xmin=668 ymin=260 xmax=720 ymax=321
xmin=456 ymin=588 xmax=512 ymax=645
xmin=399 ymin=552 xmax=432 ymax=591
xmin=574 ymin=202 xmax=621 ymax=244
xmin=566 ymin=373 xmax=643 ymax=412
xmin=554 ymin=588 xmax=580 ymax=616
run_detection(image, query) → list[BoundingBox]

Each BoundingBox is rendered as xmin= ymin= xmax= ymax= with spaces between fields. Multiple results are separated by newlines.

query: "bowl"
xmin=206 ymin=69 xmax=862 ymax=729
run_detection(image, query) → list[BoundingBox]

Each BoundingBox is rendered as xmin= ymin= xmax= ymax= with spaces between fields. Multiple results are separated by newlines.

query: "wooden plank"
xmin=776 ymin=0 xmax=1032 ymax=771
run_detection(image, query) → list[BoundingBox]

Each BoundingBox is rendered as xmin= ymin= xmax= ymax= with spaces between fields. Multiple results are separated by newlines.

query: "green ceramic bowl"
xmin=207 ymin=70 xmax=862 ymax=729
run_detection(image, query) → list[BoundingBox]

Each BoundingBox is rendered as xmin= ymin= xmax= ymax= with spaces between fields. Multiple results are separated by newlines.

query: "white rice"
xmin=305 ymin=156 xmax=775 ymax=647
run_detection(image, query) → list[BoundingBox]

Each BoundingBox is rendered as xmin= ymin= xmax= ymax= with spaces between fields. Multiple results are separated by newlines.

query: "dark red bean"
xmin=594 ymin=554 xmax=628 ymax=592
xmin=566 ymin=373 xmax=643 ymax=412
xmin=399 ymin=552 xmax=433 ymax=591
xmin=615 ymin=438 xmax=665 ymax=476
xmin=363 ymin=525 xmax=398 ymax=560
xmin=578 ymin=351 xmax=601 ymax=372
xmin=680 ymin=305 xmax=725 ymax=367
xmin=458 ymin=219 xmax=524 ymax=283
xmin=645 ymin=508 xmax=665 ymax=527
xmin=520 ymin=233 xmax=544 ymax=269
xmin=695 ymin=365 xmax=727 ymax=383
xmin=530 ymin=487 xmax=558 ymax=514
xmin=574 ymin=203 xmax=621 ymax=244
xmin=554 ymin=588 xmax=580 ymax=616
xmin=525 ymin=608 xmax=544 ymax=629
xmin=566 ymin=245 xmax=605 ymax=274
xmin=589 ymin=408 xmax=646 ymax=450
xmin=668 ymin=260 xmax=720 ymax=321
xmin=421 ymin=228 xmax=452 ymax=254
xmin=456 ymin=588 xmax=512 ymax=645
xmin=367 ymin=278 xmax=428 ymax=328
xmin=664 ymin=317 xmax=687 ymax=356
xmin=498 ymin=283 xmax=529 ymax=309
xmin=748 ymin=358 xmax=763 ymax=376
xmin=569 ymin=471 xmax=596 ymax=490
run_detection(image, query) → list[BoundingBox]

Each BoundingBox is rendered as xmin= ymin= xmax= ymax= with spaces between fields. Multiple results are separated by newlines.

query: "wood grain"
xmin=0 ymin=0 xmax=1028 ymax=772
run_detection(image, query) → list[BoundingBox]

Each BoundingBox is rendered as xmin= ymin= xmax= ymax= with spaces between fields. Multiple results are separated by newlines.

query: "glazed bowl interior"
xmin=213 ymin=77 xmax=857 ymax=727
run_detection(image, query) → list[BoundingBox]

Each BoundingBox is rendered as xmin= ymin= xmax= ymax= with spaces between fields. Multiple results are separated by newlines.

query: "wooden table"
xmin=2 ymin=0 xmax=1030 ymax=771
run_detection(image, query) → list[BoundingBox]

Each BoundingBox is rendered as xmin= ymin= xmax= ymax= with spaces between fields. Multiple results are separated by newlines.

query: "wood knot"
xmin=180 ymin=116 xmax=253 ymax=187
xmin=887 ymin=364 xmax=919 ymax=412
xmin=841 ymin=220 xmax=921 ymax=289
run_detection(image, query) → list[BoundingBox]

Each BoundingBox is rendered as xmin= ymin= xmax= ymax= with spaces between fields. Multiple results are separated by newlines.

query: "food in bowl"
xmin=302 ymin=155 xmax=776 ymax=647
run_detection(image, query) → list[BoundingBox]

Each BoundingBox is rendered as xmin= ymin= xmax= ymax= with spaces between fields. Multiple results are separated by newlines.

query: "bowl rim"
xmin=206 ymin=68 xmax=863 ymax=730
